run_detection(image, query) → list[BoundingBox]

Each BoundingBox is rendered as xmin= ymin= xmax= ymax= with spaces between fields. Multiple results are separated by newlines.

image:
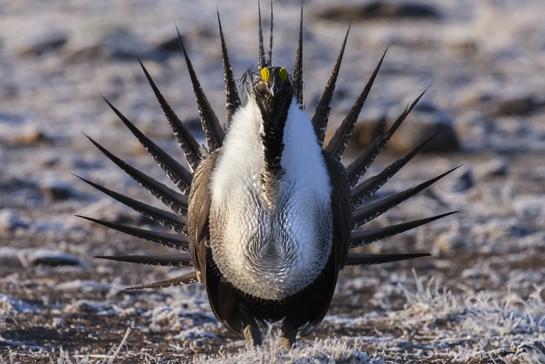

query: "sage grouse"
xmin=76 ymin=4 xmax=457 ymax=347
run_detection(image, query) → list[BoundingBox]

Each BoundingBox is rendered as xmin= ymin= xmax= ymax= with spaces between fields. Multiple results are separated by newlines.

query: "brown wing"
xmin=186 ymin=151 xmax=249 ymax=334
xmin=186 ymin=151 xmax=219 ymax=275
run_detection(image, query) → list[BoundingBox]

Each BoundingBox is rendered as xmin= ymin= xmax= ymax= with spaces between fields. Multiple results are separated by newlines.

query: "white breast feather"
xmin=210 ymin=98 xmax=332 ymax=301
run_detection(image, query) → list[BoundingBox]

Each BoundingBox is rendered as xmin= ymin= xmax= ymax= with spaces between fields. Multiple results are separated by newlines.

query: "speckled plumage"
xmin=79 ymin=2 xmax=456 ymax=347
xmin=209 ymin=98 xmax=332 ymax=300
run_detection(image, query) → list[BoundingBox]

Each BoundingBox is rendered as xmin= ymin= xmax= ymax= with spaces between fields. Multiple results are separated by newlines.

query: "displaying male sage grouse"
xmin=76 ymin=4 xmax=458 ymax=347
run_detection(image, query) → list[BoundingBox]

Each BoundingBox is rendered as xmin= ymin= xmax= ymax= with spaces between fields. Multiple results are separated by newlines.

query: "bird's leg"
xmin=243 ymin=324 xmax=262 ymax=347
xmin=280 ymin=320 xmax=297 ymax=349
xmin=240 ymin=303 xmax=262 ymax=347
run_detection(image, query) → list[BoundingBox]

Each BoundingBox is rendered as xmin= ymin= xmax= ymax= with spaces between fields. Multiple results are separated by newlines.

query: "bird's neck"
xmin=211 ymin=98 xmax=331 ymax=209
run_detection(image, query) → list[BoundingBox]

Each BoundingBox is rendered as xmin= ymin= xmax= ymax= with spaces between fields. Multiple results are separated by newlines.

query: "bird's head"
xmin=252 ymin=66 xmax=294 ymax=130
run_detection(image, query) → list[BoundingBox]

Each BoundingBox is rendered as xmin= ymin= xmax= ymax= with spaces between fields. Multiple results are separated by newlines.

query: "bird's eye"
xmin=260 ymin=67 xmax=270 ymax=83
xmin=279 ymin=67 xmax=288 ymax=83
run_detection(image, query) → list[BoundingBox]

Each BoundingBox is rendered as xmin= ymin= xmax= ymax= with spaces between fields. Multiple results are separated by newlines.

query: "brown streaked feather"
xmin=177 ymin=27 xmax=224 ymax=151
xmin=350 ymin=211 xmax=457 ymax=248
xmin=95 ymin=254 xmax=192 ymax=267
xmin=268 ymin=0 xmax=274 ymax=66
xmin=257 ymin=0 xmax=266 ymax=68
xmin=217 ymin=10 xmax=241 ymax=126
xmin=325 ymin=49 xmax=386 ymax=159
xmin=76 ymin=215 xmax=188 ymax=250
xmin=352 ymin=166 xmax=461 ymax=227
xmin=102 ymin=97 xmax=192 ymax=193
xmin=187 ymin=152 xmax=220 ymax=271
xmin=346 ymin=253 xmax=430 ymax=265
xmin=312 ymin=26 xmax=350 ymax=145
xmin=85 ymin=134 xmax=188 ymax=214
xmin=351 ymin=131 xmax=439 ymax=207
xmin=73 ymin=174 xmax=185 ymax=233
xmin=139 ymin=60 xmax=202 ymax=170
xmin=122 ymin=270 xmax=198 ymax=291
xmin=346 ymin=89 xmax=428 ymax=186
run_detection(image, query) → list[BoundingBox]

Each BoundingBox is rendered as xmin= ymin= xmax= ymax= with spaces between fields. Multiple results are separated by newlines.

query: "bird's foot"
xmin=243 ymin=325 xmax=262 ymax=347
xmin=279 ymin=327 xmax=296 ymax=349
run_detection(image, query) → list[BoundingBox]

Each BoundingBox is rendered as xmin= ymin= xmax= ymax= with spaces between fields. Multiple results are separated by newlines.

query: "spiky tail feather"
xmin=80 ymin=5 xmax=457 ymax=291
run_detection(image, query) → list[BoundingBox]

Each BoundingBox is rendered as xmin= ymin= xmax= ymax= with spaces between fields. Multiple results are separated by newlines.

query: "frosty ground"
xmin=1 ymin=0 xmax=545 ymax=363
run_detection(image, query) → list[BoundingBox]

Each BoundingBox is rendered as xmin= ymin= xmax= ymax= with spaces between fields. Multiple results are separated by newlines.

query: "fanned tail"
xmin=122 ymin=271 xmax=198 ymax=291
xmin=325 ymin=49 xmax=386 ymax=159
xmin=217 ymin=9 xmax=241 ymax=126
xmin=95 ymin=254 xmax=192 ymax=267
xmin=350 ymin=212 xmax=457 ymax=248
xmin=352 ymin=166 xmax=461 ymax=228
xmin=84 ymin=134 xmax=188 ymax=215
xmin=76 ymin=215 xmax=188 ymax=250
xmin=74 ymin=174 xmax=184 ymax=233
xmin=139 ymin=60 xmax=202 ymax=170
xmin=177 ymin=27 xmax=224 ymax=150
xmin=346 ymin=89 xmax=428 ymax=187
xmin=312 ymin=26 xmax=350 ymax=145
xmin=351 ymin=131 xmax=439 ymax=207
xmin=102 ymin=97 xmax=192 ymax=193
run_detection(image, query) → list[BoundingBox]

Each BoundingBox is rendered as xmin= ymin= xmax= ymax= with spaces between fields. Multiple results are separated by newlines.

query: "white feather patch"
xmin=209 ymin=98 xmax=333 ymax=300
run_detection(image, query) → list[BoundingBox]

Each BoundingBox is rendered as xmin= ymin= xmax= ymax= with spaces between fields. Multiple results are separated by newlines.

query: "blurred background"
xmin=1 ymin=0 xmax=544 ymax=362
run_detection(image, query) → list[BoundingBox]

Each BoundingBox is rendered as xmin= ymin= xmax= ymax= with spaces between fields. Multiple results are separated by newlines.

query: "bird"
xmin=75 ymin=2 xmax=458 ymax=348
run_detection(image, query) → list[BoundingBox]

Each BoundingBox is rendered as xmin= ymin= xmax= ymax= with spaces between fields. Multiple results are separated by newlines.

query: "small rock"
xmin=432 ymin=231 xmax=466 ymax=256
xmin=17 ymin=31 xmax=68 ymax=56
xmin=66 ymin=29 xmax=168 ymax=62
xmin=64 ymin=300 xmax=117 ymax=315
xmin=0 ymin=247 xmax=24 ymax=268
xmin=452 ymin=169 xmax=474 ymax=192
xmin=474 ymin=158 xmax=509 ymax=179
xmin=0 ymin=112 xmax=26 ymax=123
xmin=315 ymin=1 xmax=441 ymax=22
xmin=28 ymin=250 xmax=82 ymax=267
xmin=57 ymin=280 xmax=111 ymax=294
xmin=0 ymin=209 xmax=29 ymax=234
xmin=490 ymin=95 xmax=544 ymax=117
xmin=0 ymin=294 xmax=39 ymax=315
xmin=150 ymin=30 xmax=184 ymax=52
xmin=100 ymin=29 xmax=160 ymax=61
xmin=40 ymin=178 xmax=77 ymax=201
xmin=7 ymin=126 xmax=50 ymax=146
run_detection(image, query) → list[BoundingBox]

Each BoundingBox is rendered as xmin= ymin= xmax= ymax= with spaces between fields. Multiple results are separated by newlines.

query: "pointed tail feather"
xmin=346 ymin=89 xmax=427 ymax=186
xmin=346 ymin=253 xmax=430 ymax=266
xmin=268 ymin=0 xmax=274 ymax=66
xmin=352 ymin=166 xmax=461 ymax=227
xmin=139 ymin=60 xmax=202 ymax=170
xmin=217 ymin=9 xmax=241 ymax=127
xmin=85 ymin=135 xmax=188 ymax=215
xmin=312 ymin=26 xmax=350 ymax=145
xmin=122 ymin=271 xmax=198 ymax=291
xmin=257 ymin=0 xmax=266 ymax=68
xmin=102 ymin=97 xmax=192 ymax=193
xmin=293 ymin=3 xmax=304 ymax=106
xmin=73 ymin=174 xmax=184 ymax=233
xmin=95 ymin=254 xmax=192 ymax=267
xmin=177 ymin=27 xmax=224 ymax=151
xmin=76 ymin=215 xmax=188 ymax=250
xmin=350 ymin=211 xmax=457 ymax=248
xmin=325 ymin=49 xmax=386 ymax=159
xmin=351 ymin=131 xmax=439 ymax=207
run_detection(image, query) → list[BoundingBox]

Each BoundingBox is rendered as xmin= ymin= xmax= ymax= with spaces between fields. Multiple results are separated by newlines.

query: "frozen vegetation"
xmin=1 ymin=0 xmax=545 ymax=362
